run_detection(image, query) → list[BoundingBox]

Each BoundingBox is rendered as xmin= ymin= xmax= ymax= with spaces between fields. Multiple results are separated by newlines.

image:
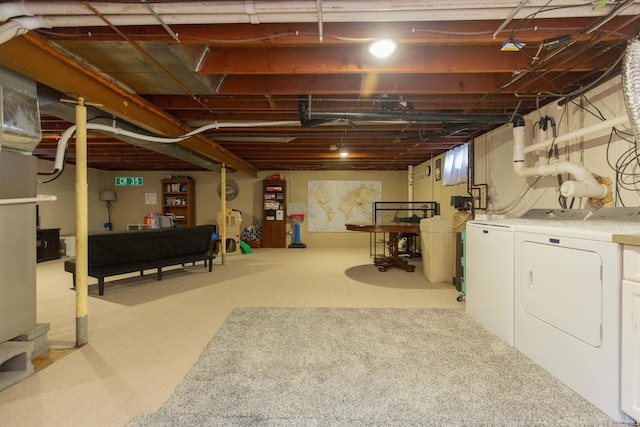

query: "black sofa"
xmin=64 ymin=225 xmax=216 ymax=295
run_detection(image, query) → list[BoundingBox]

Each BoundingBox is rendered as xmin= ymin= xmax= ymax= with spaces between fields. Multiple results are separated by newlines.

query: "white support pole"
xmin=221 ymin=164 xmax=227 ymax=265
xmin=75 ymin=98 xmax=88 ymax=347
xmin=408 ymin=165 xmax=414 ymax=216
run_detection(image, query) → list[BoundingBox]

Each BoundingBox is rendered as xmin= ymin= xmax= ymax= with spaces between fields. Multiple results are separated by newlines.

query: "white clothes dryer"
xmin=513 ymin=207 xmax=640 ymax=423
xmin=466 ymin=209 xmax=589 ymax=346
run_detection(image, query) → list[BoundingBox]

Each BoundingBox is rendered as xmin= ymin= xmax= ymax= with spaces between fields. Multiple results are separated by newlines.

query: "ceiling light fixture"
xmin=501 ymin=40 xmax=525 ymax=52
xmin=340 ymin=150 xmax=349 ymax=158
xmin=368 ymin=39 xmax=397 ymax=58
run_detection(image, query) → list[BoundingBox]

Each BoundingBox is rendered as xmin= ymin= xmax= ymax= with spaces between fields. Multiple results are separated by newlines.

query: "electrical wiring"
xmin=489 ymin=176 xmax=544 ymax=215
xmin=605 ymin=125 xmax=639 ymax=207
xmin=508 ymin=2 xmax=581 ymax=43
xmin=558 ymin=50 xmax=626 ymax=107
xmin=501 ymin=2 xmax=637 ymax=100
xmin=36 ymin=25 xmax=587 ymax=44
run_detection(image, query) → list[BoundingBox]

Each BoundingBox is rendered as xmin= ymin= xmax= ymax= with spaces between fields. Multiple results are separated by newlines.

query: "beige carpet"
xmin=128 ymin=307 xmax=623 ymax=426
xmin=0 ymin=247 xmax=460 ymax=427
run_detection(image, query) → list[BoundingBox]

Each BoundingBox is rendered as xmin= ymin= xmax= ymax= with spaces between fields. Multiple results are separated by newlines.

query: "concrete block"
xmin=0 ymin=341 xmax=34 ymax=392
xmin=12 ymin=323 xmax=50 ymax=359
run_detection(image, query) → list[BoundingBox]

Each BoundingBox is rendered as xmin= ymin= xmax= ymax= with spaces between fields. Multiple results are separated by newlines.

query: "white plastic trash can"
xmin=420 ymin=216 xmax=453 ymax=283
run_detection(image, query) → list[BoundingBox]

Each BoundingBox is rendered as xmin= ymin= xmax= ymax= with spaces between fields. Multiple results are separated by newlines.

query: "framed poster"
xmin=435 ymin=158 xmax=442 ymax=181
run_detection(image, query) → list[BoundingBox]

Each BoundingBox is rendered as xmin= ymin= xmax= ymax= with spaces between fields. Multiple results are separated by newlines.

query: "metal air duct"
xmin=37 ymin=85 xmax=222 ymax=173
xmin=0 ymin=66 xmax=41 ymax=154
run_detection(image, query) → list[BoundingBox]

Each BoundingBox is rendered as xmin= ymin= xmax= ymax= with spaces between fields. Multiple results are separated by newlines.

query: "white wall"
xmin=35 ymin=75 xmax=635 ymax=246
xmin=36 ymin=160 xmax=110 ymax=235
xmin=278 ymin=169 xmax=408 ymax=248
xmin=413 ymin=153 xmax=470 ymax=220
xmin=35 ymin=165 xmax=408 ymax=248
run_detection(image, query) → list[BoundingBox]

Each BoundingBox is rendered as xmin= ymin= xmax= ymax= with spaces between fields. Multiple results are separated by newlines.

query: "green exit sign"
xmin=115 ymin=177 xmax=144 ymax=186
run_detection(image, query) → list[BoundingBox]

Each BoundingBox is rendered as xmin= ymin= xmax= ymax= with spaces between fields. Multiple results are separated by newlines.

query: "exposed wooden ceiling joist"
xmin=0 ymin=2 xmax=637 ymax=172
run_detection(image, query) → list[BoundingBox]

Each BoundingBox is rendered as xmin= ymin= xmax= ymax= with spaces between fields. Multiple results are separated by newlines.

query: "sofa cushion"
xmin=161 ymin=225 xmax=215 ymax=258
xmin=88 ymin=229 xmax=163 ymax=269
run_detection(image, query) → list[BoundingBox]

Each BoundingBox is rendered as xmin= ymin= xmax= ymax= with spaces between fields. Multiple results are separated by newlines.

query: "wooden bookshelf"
xmin=162 ymin=178 xmax=195 ymax=226
xmin=262 ymin=179 xmax=286 ymax=247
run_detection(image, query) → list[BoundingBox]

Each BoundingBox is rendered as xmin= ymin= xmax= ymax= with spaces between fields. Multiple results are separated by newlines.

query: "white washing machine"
xmin=513 ymin=207 xmax=640 ymax=423
xmin=466 ymin=209 xmax=589 ymax=346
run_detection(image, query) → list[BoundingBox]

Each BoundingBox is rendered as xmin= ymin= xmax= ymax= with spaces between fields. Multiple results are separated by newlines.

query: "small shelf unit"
xmin=162 ymin=178 xmax=195 ymax=226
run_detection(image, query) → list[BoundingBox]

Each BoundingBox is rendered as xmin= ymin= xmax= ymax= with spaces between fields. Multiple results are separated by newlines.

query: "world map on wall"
xmin=307 ymin=180 xmax=382 ymax=232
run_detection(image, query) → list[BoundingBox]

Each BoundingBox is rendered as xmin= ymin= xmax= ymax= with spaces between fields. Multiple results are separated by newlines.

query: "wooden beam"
xmin=208 ymin=73 xmax=592 ymax=96
xmin=0 ymin=32 xmax=257 ymax=176
xmin=198 ymin=44 xmax=617 ymax=75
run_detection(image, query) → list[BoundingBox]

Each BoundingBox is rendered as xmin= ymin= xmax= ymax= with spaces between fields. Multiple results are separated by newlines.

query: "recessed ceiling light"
xmin=368 ymin=39 xmax=397 ymax=58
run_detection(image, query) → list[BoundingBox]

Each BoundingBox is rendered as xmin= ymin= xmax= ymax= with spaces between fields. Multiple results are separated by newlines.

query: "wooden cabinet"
xmin=162 ymin=178 xmax=195 ymax=227
xmin=37 ymin=228 xmax=60 ymax=262
xmin=262 ymin=179 xmax=286 ymax=248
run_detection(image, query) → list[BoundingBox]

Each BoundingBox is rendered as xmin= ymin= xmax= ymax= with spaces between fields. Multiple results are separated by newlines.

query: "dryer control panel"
xmin=520 ymin=208 xmax=590 ymax=220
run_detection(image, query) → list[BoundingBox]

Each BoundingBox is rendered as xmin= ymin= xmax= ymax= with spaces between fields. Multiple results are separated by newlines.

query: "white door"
xmin=520 ymin=241 xmax=602 ymax=347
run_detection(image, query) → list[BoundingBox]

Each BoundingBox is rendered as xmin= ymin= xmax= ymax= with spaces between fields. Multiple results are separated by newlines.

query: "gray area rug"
xmin=128 ymin=307 xmax=625 ymax=426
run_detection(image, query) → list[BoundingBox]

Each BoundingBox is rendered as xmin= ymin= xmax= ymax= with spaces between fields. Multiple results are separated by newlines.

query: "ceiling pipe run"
xmin=2 ymin=1 xmax=639 ymax=23
xmin=0 ymin=1 xmax=639 ymax=47
xmin=299 ymin=106 xmax=515 ymax=127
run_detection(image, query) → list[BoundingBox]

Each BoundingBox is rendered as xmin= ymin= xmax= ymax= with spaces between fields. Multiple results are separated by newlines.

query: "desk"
xmin=346 ymin=222 xmax=420 ymax=272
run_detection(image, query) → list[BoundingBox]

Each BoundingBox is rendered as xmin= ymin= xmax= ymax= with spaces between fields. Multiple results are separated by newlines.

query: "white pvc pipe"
xmin=1 ymin=1 xmax=639 ymax=34
xmin=49 ymin=120 xmax=300 ymax=174
xmin=513 ymin=160 xmax=608 ymax=198
xmin=0 ymin=16 xmax=46 ymax=45
xmin=513 ymin=124 xmax=609 ymax=199
xmin=0 ymin=194 xmax=56 ymax=205
xmin=522 ymin=114 xmax=629 ymax=154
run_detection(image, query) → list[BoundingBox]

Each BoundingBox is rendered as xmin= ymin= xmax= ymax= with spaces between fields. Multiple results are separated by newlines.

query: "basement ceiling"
xmin=0 ymin=1 xmax=638 ymax=175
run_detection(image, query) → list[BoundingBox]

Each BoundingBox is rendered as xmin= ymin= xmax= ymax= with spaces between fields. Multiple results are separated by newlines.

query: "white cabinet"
xmin=622 ymin=246 xmax=640 ymax=422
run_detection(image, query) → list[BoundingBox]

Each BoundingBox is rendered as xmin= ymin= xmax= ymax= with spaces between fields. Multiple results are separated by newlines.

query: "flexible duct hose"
xmin=622 ymin=36 xmax=640 ymax=144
